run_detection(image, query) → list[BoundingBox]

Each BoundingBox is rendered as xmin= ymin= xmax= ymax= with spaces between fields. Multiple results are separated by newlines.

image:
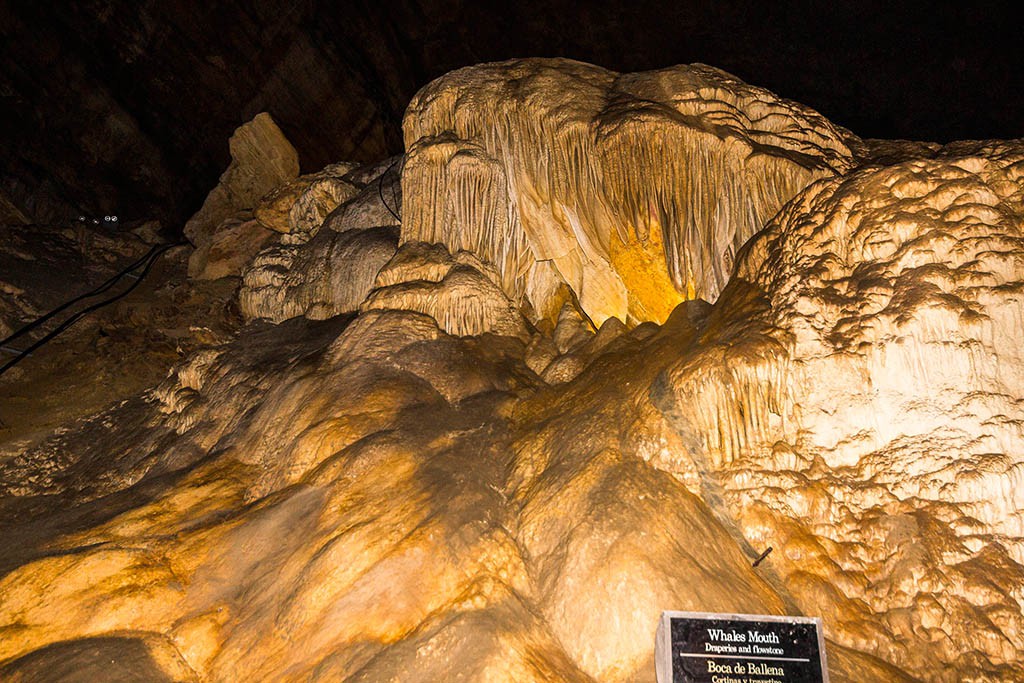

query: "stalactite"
xmin=401 ymin=59 xmax=856 ymax=325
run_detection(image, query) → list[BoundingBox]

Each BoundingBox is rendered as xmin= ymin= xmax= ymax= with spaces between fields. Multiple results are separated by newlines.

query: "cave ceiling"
xmin=0 ymin=0 xmax=1021 ymax=227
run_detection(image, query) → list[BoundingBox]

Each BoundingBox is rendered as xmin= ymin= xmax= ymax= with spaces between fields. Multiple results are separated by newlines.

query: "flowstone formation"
xmin=2 ymin=58 xmax=1023 ymax=682
xmin=655 ymin=142 xmax=1024 ymax=679
xmin=402 ymin=59 xmax=857 ymax=325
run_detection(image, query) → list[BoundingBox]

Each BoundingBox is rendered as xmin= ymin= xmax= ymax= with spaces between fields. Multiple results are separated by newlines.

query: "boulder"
xmin=184 ymin=113 xmax=298 ymax=246
xmin=322 ymin=160 xmax=402 ymax=233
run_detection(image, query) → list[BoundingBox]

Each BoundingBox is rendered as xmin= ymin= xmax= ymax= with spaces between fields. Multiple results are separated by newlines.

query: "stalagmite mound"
xmin=239 ymin=159 xmax=407 ymax=325
xmin=402 ymin=58 xmax=857 ymax=325
xmin=254 ymin=162 xmax=361 ymax=238
xmin=239 ymin=226 xmax=399 ymax=323
xmin=654 ymin=141 xmax=1024 ymax=680
xmin=362 ymin=243 xmax=528 ymax=338
xmin=2 ymin=58 xmax=1024 ymax=682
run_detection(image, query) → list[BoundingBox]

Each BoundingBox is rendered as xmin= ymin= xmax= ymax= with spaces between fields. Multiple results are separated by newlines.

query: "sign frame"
xmin=655 ymin=611 xmax=830 ymax=683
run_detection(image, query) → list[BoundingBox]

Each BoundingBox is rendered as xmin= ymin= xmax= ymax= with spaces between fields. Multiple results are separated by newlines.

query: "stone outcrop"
xmin=187 ymin=215 xmax=276 ymax=280
xmin=239 ymin=157 xmax=405 ymax=324
xmin=322 ymin=158 xmax=403 ymax=233
xmin=183 ymin=113 xmax=299 ymax=247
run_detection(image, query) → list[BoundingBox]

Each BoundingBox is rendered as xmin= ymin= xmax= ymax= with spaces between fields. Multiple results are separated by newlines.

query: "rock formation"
xmin=240 ymin=158 xmax=404 ymax=324
xmin=654 ymin=142 xmax=1024 ymax=679
xmin=2 ymin=59 xmax=1024 ymax=682
xmin=363 ymin=243 xmax=528 ymax=338
xmin=402 ymin=59 xmax=856 ymax=325
xmin=183 ymin=113 xmax=299 ymax=242
xmin=240 ymin=226 xmax=399 ymax=323
xmin=254 ymin=162 xmax=361 ymax=238
xmin=184 ymin=113 xmax=299 ymax=279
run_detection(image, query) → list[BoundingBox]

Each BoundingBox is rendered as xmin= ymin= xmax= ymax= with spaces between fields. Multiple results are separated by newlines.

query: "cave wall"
xmin=1 ymin=0 xmax=1021 ymax=227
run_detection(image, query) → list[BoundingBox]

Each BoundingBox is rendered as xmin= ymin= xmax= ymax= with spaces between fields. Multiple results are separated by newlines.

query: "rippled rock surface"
xmin=2 ymin=60 xmax=1023 ymax=682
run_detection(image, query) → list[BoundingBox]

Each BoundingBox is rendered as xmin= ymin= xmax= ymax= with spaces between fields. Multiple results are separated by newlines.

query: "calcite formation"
xmin=188 ymin=216 xmax=276 ymax=281
xmin=183 ymin=113 xmax=299 ymax=244
xmin=655 ymin=142 xmax=1024 ymax=679
xmin=240 ymin=160 xmax=405 ymax=324
xmin=254 ymin=162 xmax=361 ymax=238
xmin=239 ymin=226 xmax=399 ymax=323
xmin=322 ymin=157 xmax=403 ymax=233
xmin=402 ymin=59 xmax=856 ymax=325
xmin=363 ymin=243 xmax=528 ymax=338
xmin=2 ymin=59 xmax=1024 ymax=683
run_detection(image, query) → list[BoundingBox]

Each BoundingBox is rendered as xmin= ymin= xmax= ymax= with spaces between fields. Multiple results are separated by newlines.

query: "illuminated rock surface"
xmin=362 ymin=243 xmax=528 ymax=338
xmin=183 ymin=113 xmax=300 ymax=248
xmin=254 ymin=163 xmax=361 ymax=239
xmin=239 ymin=226 xmax=399 ymax=323
xmin=402 ymin=58 xmax=857 ymax=325
xmin=1 ymin=60 xmax=1023 ymax=682
xmin=655 ymin=142 xmax=1024 ymax=680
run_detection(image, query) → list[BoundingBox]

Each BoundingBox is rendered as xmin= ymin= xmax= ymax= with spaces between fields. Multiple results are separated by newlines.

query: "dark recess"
xmin=1 ymin=0 xmax=1021 ymax=231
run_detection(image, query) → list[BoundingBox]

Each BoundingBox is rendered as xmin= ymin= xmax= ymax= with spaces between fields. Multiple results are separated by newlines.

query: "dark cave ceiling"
xmin=1 ymin=0 xmax=1021 ymax=229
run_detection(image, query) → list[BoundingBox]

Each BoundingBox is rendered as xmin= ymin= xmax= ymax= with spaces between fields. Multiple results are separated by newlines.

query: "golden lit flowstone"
xmin=0 ymin=273 xmax=973 ymax=681
xmin=4 ymin=288 xmax=897 ymax=681
xmin=0 ymin=304 xmax=802 ymax=681
xmin=654 ymin=141 xmax=1024 ymax=680
xmin=5 ymin=64 xmax=1024 ymax=683
xmin=402 ymin=58 xmax=857 ymax=325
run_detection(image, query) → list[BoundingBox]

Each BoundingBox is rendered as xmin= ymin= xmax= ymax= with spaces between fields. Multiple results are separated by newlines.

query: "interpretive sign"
xmin=655 ymin=611 xmax=828 ymax=683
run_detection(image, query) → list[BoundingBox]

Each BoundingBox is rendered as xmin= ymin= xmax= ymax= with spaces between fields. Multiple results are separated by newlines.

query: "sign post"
xmin=655 ymin=611 xmax=829 ymax=683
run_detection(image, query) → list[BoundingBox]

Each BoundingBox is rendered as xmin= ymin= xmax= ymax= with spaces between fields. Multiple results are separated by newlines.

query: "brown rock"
xmin=254 ymin=162 xmax=359 ymax=237
xmin=184 ymin=113 xmax=299 ymax=246
xmin=188 ymin=215 xmax=276 ymax=280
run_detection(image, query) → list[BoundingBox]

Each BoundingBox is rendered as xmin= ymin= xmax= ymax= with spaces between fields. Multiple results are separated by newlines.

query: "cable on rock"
xmin=0 ymin=240 xmax=186 ymax=378
xmin=379 ymin=156 xmax=403 ymax=223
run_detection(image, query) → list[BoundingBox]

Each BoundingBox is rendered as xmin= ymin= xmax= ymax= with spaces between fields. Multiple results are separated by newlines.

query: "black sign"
xmin=655 ymin=611 xmax=829 ymax=683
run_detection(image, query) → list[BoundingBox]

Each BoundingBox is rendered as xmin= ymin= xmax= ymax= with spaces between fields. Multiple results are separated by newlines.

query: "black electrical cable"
xmin=0 ymin=242 xmax=165 ymax=349
xmin=378 ymin=156 xmax=403 ymax=222
xmin=0 ymin=241 xmax=185 ymax=378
